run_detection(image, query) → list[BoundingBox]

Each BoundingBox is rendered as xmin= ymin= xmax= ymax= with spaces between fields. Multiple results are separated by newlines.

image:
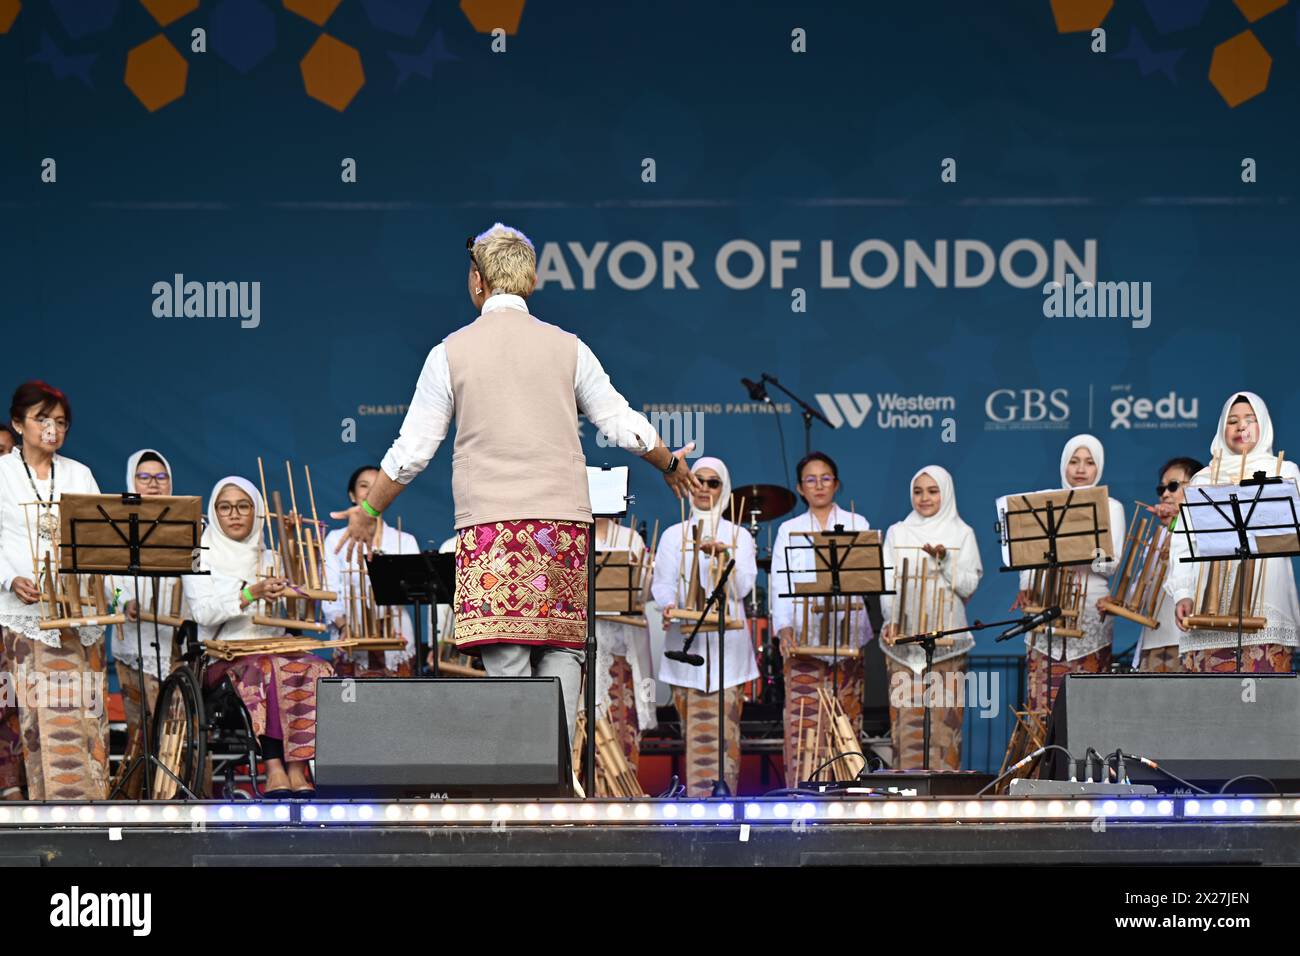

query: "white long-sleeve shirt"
xmin=0 ymin=449 xmax=103 ymax=647
xmin=652 ymin=517 xmax=758 ymax=692
xmin=182 ymin=550 xmax=281 ymax=644
xmin=769 ymin=506 xmax=873 ymax=662
xmin=880 ymin=521 xmax=982 ymax=673
xmin=379 ymin=294 xmax=659 ymax=485
xmin=322 ymin=523 xmax=420 ymax=669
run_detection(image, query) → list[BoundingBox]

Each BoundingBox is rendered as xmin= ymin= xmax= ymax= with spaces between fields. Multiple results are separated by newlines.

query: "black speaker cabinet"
xmin=314 ymin=677 xmax=573 ymax=798
xmin=1045 ymin=672 xmax=1300 ymax=790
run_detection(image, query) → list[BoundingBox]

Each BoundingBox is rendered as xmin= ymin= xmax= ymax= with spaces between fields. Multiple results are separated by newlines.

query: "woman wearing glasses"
xmin=1167 ymin=392 xmax=1300 ymax=673
xmin=0 ymin=381 xmax=108 ymax=800
xmin=109 ymin=448 xmax=187 ymax=796
xmin=769 ymin=452 xmax=872 ymax=788
xmin=653 ymin=456 xmax=758 ymax=796
xmin=183 ymin=477 xmax=334 ymax=797
xmin=880 ymin=466 xmax=981 ymax=770
xmin=1129 ymin=456 xmax=1202 ymax=673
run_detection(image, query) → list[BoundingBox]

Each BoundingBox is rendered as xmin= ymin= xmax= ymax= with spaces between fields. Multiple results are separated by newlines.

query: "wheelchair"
xmin=147 ymin=622 xmax=266 ymax=800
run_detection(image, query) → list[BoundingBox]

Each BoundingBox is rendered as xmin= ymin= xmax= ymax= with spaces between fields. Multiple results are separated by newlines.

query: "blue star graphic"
xmin=28 ymin=32 xmax=97 ymax=88
xmin=1115 ymin=26 xmax=1184 ymax=83
xmin=389 ymin=30 xmax=458 ymax=90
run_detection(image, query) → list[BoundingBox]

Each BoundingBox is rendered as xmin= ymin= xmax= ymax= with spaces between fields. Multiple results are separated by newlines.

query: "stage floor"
xmin=3 ymin=795 xmax=1299 ymax=866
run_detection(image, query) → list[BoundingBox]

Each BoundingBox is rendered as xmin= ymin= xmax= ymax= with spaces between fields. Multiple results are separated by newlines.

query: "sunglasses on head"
xmin=697 ymin=478 xmax=723 ymax=490
xmin=1156 ymin=480 xmax=1183 ymax=496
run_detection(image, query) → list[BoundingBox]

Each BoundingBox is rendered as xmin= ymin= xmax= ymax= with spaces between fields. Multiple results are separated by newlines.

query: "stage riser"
xmin=3 ymin=822 xmax=1299 ymax=866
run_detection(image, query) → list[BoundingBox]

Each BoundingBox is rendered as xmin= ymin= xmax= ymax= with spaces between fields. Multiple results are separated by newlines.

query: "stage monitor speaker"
xmin=314 ymin=677 xmax=573 ymax=798
xmin=1045 ymin=673 xmax=1300 ymax=790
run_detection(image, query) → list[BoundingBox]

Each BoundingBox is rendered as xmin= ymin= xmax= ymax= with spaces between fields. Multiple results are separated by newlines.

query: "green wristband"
xmin=241 ymin=586 xmax=255 ymax=603
xmin=361 ymin=499 xmax=381 ymax=519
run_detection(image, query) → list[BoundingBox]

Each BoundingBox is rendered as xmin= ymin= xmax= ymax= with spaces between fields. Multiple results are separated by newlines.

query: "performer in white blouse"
xmin=322 ymin=464 xmax=420 ymax=678
xmin=769 ymin=451 xmax=872 ymax=788
xmin=652 ymin=456 xmax=757 ymax=796
xmin=1167 ymin=391 xmax=1300 ymax=672
xmin=1129 ymin=456 xmax=1201 ymax=673
xmin=332 ymin=223 xmax=697 ymax=750
xmin=184 ymin=477 xmax=333 ymax=797
xmin=1014 ymin=434 xmax=1126 ymax=711
xmin=590 ymin=517 xmax=656 ymax=778
xmin=880 ymin=465 xmax=982 ymax=770
xmin=110 ymin=447 xmax=187 ymax=797
xmin=0 ymin=381 xmax=108 ymax=800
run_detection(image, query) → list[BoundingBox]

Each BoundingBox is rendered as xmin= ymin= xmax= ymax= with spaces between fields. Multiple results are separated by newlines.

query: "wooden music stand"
xmin=996 ymin=484 xmax=1113 ymax=707
xmin=56 ymin=492 xmax=205 ymax=801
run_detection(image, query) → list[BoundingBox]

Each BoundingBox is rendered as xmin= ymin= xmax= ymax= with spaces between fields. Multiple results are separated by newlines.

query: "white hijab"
xmin=1059 ymin=433 xmax=1105 ymax=489
xmin=126 ymin=447 xmax=172 ymax=494
xmin=900 ymin=465 xmax=970 ymax=545
xmin=1207 ymin=390 xmax=1278 ymax=481
xmin=689 ymin=456 xmax=732 ymax=535
xmin=202 ymin=475 xmax=265 ymax=582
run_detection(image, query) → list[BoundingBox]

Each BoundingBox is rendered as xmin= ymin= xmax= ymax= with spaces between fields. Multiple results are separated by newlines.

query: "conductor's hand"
xmin=1175 ymin=598 xmax=1193 ymax=631
xmin=329 ymin=505 xmax=378 ymax=562
xmin=10 ymin=577 xmax=40 ymax=605
xmin=662 ymin=443 xmax=702 ymax=499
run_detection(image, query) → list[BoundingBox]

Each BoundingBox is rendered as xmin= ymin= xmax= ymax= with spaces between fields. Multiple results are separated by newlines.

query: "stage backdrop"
xmin=2 ymin=1 xmax=1298 ymax=766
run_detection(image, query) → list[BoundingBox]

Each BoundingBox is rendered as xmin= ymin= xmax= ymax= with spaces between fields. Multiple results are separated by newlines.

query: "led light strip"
xmin=0 ymin=797 xmax=1297 ymax=828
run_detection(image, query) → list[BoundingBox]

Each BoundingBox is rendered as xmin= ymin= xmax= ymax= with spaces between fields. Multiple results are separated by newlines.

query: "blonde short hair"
xmin=470 ymin=222 xmax=537 ymax=297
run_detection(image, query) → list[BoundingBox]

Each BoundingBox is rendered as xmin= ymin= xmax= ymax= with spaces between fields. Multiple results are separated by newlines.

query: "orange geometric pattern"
xmin=0 ymin=0 xmax=18 ymax=34
xmin=1049 ymin=0 xmax=1113 ymax=33
xmin=1209 ymin=30 xmax=1272 ymax=107
xmin=140 ymin=0 xmax=198 ymax=27
xmin=460 ymin=0 xmax=526 ymax=34
xmin=300 ymin=34 xmax=364 ymax=111
xmin=284 ymin=0 xmax=343 ymax=26
xmin=1232 ymin=0 xmax=1288 ymax=22
xmin=125 ymin=34 xmax=189 ymax=112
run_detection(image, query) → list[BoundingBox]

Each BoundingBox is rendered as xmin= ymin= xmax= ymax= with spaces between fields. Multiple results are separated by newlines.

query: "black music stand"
xmin=366 ymin=551 xmax=454 ymax=677
xmin=1174 ymin=471 xmax=1300 ymax=672
xmin=58 ymin=493 xmax=205 ymax=801
xmin=996 ymin=487 xmax=1110 ymax=708
xmin=778 ymin=526 xmax=889 ymax=734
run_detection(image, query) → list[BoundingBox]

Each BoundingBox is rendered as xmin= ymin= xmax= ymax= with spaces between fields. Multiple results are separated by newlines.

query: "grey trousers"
xmin=478 ymin=643 xmax=584 ymax=747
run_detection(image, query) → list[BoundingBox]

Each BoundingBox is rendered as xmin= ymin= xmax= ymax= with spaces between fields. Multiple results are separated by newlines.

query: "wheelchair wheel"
xmin=151 ymin=667 xmax=207 ymax=799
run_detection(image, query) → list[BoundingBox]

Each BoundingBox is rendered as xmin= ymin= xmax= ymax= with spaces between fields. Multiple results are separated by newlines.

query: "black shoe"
xmin=262 ymin=788 xmax=292 ymax=799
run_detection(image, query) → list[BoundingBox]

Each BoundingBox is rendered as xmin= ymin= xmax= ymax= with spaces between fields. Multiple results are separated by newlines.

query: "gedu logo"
xmin=1110 ymin=388 xmax=1197 ymax=430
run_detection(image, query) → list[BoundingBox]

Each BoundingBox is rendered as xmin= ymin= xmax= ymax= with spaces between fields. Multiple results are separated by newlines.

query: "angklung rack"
xmin=665 ymin=496 xmax=747 ymax=631
xmin=1179 ymin=449 xmax=1291 ymax=637
xmin=593 ymin=512 xmax=658 ymax=628
xmin=1097 ymin=502 xmax=1171 ymax=630
xmin=252 ymin=458 xmax=338 ymax=634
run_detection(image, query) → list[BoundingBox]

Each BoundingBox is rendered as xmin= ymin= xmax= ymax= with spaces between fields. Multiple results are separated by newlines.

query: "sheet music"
xmin=1181 ymin=478 xmax=1300 ymax=558
xmin=586 ymin=466 xmax=629 ymax=517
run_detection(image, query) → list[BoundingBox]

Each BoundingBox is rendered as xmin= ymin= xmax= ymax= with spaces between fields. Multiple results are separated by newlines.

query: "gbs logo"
xmin=984 ymin=389 xmax=1070 ymax=423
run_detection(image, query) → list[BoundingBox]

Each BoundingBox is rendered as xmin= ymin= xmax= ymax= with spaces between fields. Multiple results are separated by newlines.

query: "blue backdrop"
xmin=2 ymin=2 xmax=1297 ymax=693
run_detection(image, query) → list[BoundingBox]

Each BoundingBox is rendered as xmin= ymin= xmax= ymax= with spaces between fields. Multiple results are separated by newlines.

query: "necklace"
xmin=20 ymin=451 xmax=58 ymax=542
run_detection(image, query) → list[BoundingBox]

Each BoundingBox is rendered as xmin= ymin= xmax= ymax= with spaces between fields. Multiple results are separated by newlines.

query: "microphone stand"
xmin=671 ymin=558 xmax=736 ymax=797
xmin=892 ymin=610 xmax=1056 ymax=773
xmin=759 ymin=373 xmax=837 ymax=456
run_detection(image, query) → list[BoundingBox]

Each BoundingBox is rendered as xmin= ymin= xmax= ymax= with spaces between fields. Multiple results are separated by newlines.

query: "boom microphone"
xmin=741 ymin=376 xmax=771 ymax=404
xmin=996 ymin=606 xmax=1062 ymax=641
